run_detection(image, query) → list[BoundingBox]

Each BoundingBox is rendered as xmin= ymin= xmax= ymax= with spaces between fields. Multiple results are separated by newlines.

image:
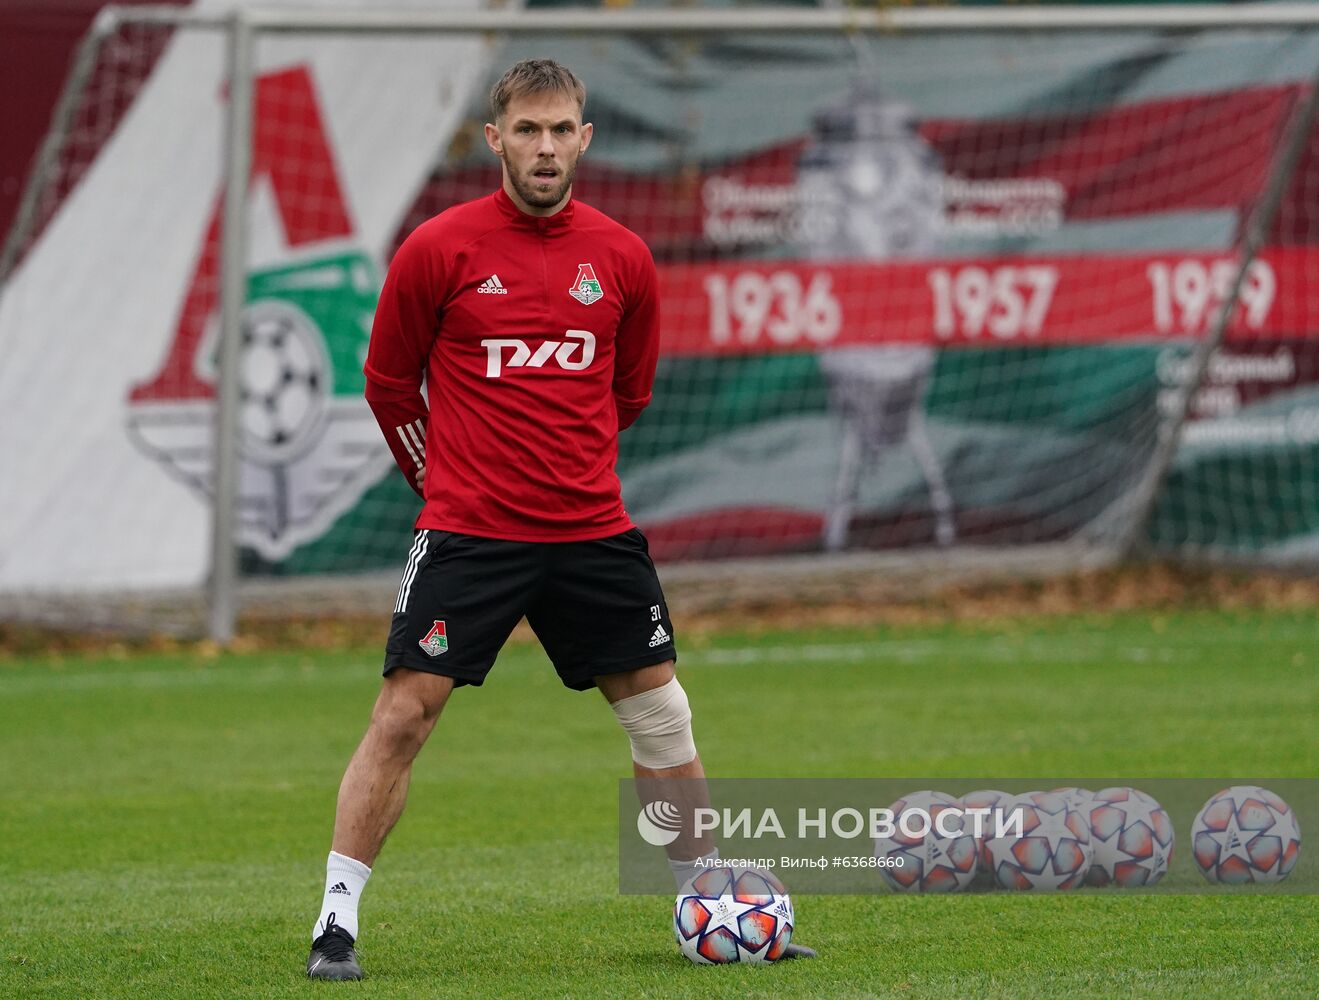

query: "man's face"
xmin=485 ymin=90 xmax=592 ymax=216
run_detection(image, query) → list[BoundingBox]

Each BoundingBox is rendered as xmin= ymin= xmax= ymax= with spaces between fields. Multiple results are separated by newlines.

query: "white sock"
xmin=670 ymin=848 xmax=719 ymax=891
xmin=313 ymin=851 xmax=372 ymax=942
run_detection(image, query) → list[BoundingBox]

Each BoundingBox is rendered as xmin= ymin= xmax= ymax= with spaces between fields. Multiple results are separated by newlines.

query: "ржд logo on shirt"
xmin=480 ymin=329 xmax=596 ymax=378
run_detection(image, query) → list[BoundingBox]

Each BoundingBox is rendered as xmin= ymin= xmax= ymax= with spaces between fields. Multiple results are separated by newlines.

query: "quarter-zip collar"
xmin=492 ymin=186 xmax=576 ymax=233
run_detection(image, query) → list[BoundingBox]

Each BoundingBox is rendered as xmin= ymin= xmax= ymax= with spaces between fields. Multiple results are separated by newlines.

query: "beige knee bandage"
xmin=610 ymin=677 xmax=696 ymax=769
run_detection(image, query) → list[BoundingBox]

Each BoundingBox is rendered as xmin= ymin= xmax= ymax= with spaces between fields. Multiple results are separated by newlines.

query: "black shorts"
xmin=384 ymin=527 xmax=677 ymax=691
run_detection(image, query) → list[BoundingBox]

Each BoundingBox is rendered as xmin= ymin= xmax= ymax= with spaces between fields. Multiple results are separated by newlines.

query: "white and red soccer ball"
xmin=874 ymin=790 xmax=979 ymax=892
xmin=985 ymin=791 xmax=1093 ymax=890
xmin=1085 ymin=787 xmax=1174 ymax=887
xmin=1191 ymin=785 xmax=1302 ymax=884
xmin=674 ymin=866 xmax=794 ymax=964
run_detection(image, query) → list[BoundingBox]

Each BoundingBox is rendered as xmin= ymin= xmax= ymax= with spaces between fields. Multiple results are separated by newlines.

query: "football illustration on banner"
xmin=125 ymin=67 xmax=390 ymax=561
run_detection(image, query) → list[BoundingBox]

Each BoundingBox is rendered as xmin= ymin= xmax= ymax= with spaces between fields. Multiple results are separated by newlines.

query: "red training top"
xmin=363 ymin=188 xmax=660 ymax=542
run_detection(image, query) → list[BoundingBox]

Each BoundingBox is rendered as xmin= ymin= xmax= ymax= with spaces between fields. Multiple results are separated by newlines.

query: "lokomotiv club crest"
xmin=125 ymin=66 xmax=391 ymax=562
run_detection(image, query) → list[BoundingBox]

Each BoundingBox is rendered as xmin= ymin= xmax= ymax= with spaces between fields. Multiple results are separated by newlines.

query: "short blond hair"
xmin=489 ymin=59 xmax=586 ymax=122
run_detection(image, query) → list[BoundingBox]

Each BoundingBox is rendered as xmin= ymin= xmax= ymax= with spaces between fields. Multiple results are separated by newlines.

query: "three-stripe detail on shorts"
xmin=395 ymin=531 xmax=430 ymax=613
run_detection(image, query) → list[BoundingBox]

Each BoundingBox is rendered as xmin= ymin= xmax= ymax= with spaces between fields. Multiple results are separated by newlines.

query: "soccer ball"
xmin=1191 ymin=785 xmax=1302 ymax=884
xmin=985 ymin=791 xmax=1093 ymax=890
xmin=674 ymin=866 xmax=794 ymax=964
xmin=875 ymin=790 xmax=979 ymax=892
xmin=959 ymin=789 xmax=1010 ymax=877
xmin=1085 ymin=787 xmax=1174 ymax=887
xmin=238 ymin=300 xmax=329 ymax=464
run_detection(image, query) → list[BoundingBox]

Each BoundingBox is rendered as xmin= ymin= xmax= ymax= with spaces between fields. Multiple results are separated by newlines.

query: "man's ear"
xmin=579 ymin=121 xmax=593 ymax=155
xmin=484 ymin=122 xmax=503 ymax=156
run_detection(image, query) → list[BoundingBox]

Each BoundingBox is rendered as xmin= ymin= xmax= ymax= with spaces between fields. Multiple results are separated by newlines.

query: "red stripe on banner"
xmin=657 ymin=247 xmax=1319 ymax=356
xmin=639 ymin=508 xmax=825 ymax=561
xmin=406 ymin=84 xmax=1319 ymax=263
xmin=921 ymin=85 xmax=1298 ymax=219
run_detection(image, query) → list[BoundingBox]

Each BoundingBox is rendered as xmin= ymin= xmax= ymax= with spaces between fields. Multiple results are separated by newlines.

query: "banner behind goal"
xmin=2 ymin=4 xmax=1318 ymax=635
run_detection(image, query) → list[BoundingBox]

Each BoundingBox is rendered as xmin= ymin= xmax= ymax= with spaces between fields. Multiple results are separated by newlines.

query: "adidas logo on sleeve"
xmin=477 ymin=274 xmax=508 ymax=294
xmin=648 ymin=624 xmax=670 ymax=648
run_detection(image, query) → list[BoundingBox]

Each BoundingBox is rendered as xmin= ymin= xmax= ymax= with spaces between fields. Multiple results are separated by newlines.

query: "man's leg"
xmin=598 ymin=661 xmax=817 ymax=960
xmin=333 ymin=667 xmax=454 ymax=863
xmin=308 ymin=667 xmax=454 ymax=980
xmin=597 ymin=661 xmax=716 ymax=881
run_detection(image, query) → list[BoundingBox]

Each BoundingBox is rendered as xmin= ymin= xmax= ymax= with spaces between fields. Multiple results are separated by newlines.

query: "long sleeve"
xmin=613 ymin=247 xmax=660 ymax=431
xmin=364 ymin=228 xmax=442 ymax=496
xmin=367 ymin=395 xmax=428 ymax=498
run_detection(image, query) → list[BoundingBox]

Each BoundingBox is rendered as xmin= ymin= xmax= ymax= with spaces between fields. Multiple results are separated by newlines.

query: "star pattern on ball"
xmin=1259 ymin=804 xmax=1301 ymax=847
xmin=922 ymin=827 xmax=969 ymax=875
xmin=1032 ymin=804 xmax=1080 ymax=856
xmin=1119 ymin=794 xmax=1167 ymax=838
xmin=698 ymin=896 xmax=763 ymax=936
xmin=987 ymin=830 xmax=1017 ymax=871
xmin=1207 ymin=812 xmax=1253 ymax=866
xmin=1258 ymin=804 xmax=1301 ymax=876
xmin=1053 ymin=788 xmax=1094 ymax=815
xmin=1089 ymin=822 xmax=1135 ymax=880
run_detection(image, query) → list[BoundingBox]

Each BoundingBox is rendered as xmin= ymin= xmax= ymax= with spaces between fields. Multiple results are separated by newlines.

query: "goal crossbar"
xmin=100 ymin=3 xmax=1319 ymax=35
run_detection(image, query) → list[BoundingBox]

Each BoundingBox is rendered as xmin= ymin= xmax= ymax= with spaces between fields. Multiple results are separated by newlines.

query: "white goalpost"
xmin=3 ymin=4 xmax=1319 ymax=640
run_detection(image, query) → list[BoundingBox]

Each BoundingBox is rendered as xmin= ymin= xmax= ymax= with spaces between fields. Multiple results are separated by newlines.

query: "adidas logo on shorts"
xmin=477 ymin=274 xmax=508 ymax=294
xmin=648 ymin=624 xmax=670 ymax=648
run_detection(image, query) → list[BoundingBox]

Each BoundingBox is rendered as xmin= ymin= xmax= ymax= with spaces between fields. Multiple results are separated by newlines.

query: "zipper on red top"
xmin=538 ymin=222 xmax=551 ymax=324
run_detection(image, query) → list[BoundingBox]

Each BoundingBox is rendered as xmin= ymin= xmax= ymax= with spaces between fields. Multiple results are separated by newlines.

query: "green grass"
xmin=2 ymin=609 xmax=1317 ymax=999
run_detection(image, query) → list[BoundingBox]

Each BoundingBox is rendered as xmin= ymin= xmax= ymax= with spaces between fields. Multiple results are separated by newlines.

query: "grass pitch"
xmin=2 ymin=609 xmax=1317 ymax=999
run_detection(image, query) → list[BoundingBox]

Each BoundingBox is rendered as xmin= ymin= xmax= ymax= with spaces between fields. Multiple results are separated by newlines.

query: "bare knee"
xmin=368 ymin=669 xmax=453 ymax=758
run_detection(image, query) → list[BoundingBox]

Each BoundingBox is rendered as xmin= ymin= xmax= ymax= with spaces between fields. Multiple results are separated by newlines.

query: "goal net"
xmin=2 ymin=3 xmax=1318 ymax=633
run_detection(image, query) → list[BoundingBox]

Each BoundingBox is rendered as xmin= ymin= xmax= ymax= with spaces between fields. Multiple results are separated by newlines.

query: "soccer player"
xmin=304 ymin=59 xmax=815 ymax=981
